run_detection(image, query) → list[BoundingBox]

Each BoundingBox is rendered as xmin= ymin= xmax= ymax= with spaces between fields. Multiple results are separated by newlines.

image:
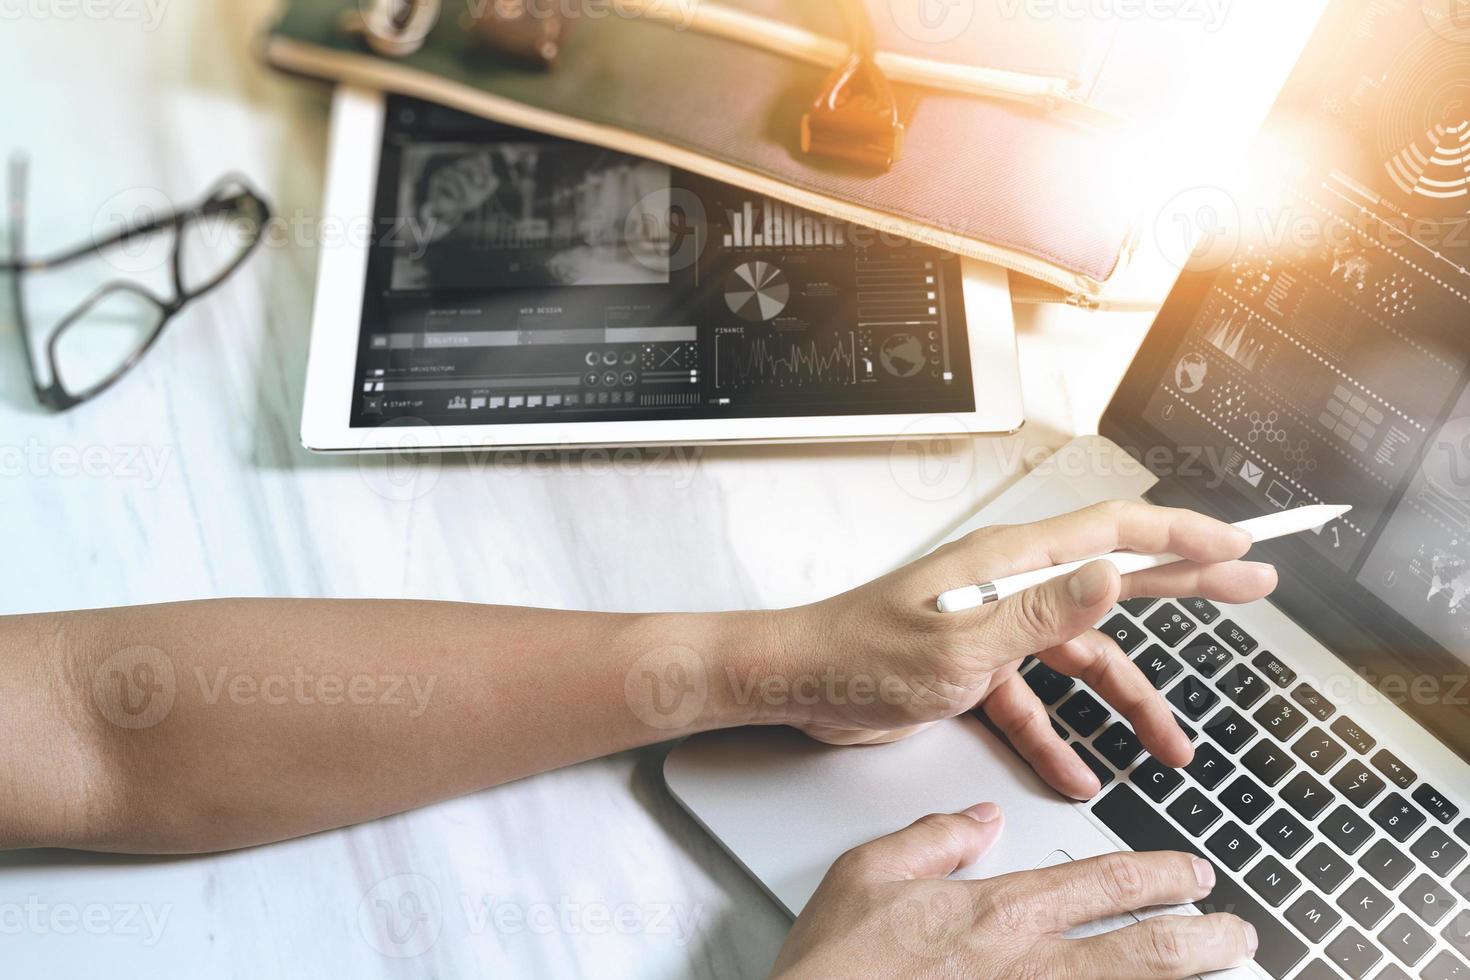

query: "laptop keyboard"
xmin=1010 ymin=598 xmax=1470 ymax=980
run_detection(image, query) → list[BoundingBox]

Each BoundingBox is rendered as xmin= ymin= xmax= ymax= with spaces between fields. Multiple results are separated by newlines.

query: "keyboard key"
xmin=1286 ymin=890 xmax=1342 ymax=943
xmin=1359 ymin=839 xmax=1415 ymax=890
xmin=1090 ymin=785 xmax=1308 ymax=978
xmin=1203 ymin=706 xmax=1257 ymax=753
xmin=1166 ymin=675 xmax=1219 ymax=721
xmin=1457 ymin=818 xmax=1470 ymax=846
xmin=1456 ymin=866 xmax=1470 ymax=902
xmin=1443 ymin=910 xmax=1470 ymax=959
xmin=1158 ymin=781 xmax=1217 ymax=828
xmin=1424 ymin=950 xmax=1470 ymax=980
xmin=1220 ymin=774 xmax=1272 ymax=824
xmin=1412 ymin=827 xmax=1468 ymax=878
xmin=1255 ymin=695 xmax=1308 ymax=741
xmin=1245 ymin=854 xmax=1302 ymax=907
xmin=1057 ymin=691 xmax=1110 ymax=737
xmin=1095 ymin=722 xmax=1144 ymax=769
xmin=1130 ymin=756 xmax=1184 ymax=803
xmin=1023 ymin=662 xmax=1075 ymax=705
xmin=1294 ymin=960 xmax=1346 ymax=980
xmin=1050 ymin=718 xmax=1068 ymax=740
xmin=1371 ymin=962 xmax=1411 ymax=980
xmin=1214 ymin=619 xmax=1258 ymax=655
xmin=1132 ymin=645 xmax=1182 ymax=690
xmin=1184 ymin=741 xmax=1235 ymax=790
xmin=1179 ymin=636 xmax=1232 ymax=677
xmin=1243 ymin=740 xmax=1296 ymax=786
xmin=1178 ymin=596 xmax=1220 ymax=624
xmin=1142 ymin=603 xmax=1197 ymax=647
xmin=1207 ymin=820 xmax=1261 ymax=871
xmin=1332 ymin=759 xmax=1386 ymax=809
xmin=1370 ymin=793 xmax=1426 ymax=843
xmin=1291 ymin=682 xmax=1334 ymax=721
xmin=1167 ymin=787 xmax=1223 ymax=837
xmin=1260 ymin=809 xmax=1312 ymax=858
xmin=1323 ymin=805 xmax=1375 ymax=855
xmin=1281 ymin=771 xmax=1333 ymax=820
xmin=1414 ymin=784 xmax=1460 ymax=824
xmin=1098 ymin=613 xmax=1147 ymax=654
xmin=1380 ymin=913 xmax=1434 ymax=967
xmin=1299 ymin=842 xmax=1353 ymax=893
xmin=1338 ymin=878 xmax=1392 ymax=928
xmin=1292 ymin=727 xmax=1347 ymax=775
xmin=1371 ymin=750 xmax=1415 ymax=789
xmin=1402 ymin=873 xmax=1455 ymax=927
xmin=1252 ymin=650 xmax=1297 ymax=688
xmin=1119 ymin=597 xmax=1157 ymax=617
xmin=1331 ymin=715 xmax=1376 ymax=754
xmin=1071 ymin=742 xmax=1114 ymax=788
xmin=1325 ymin=926 xmax=1382 ymax=978
xmin=1217 ymin=663 xmax=1269 ymax=708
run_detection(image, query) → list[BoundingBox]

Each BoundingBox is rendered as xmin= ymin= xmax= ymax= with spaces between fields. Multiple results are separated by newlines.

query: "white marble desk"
xmin=0 ymin=2 xmax=1308 ymax=976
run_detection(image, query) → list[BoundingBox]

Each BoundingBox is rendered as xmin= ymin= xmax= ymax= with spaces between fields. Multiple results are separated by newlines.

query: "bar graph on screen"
xmin=722 ymin=197 xmax=848 ymax=249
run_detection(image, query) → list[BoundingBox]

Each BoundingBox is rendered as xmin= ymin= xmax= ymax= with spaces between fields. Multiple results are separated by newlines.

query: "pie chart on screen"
xmin=724 ymin=261 xmax=790 ymax=321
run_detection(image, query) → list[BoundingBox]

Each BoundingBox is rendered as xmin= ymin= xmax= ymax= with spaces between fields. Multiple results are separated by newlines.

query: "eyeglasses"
xmin=2 ymin=156 xmax=272 ymax=410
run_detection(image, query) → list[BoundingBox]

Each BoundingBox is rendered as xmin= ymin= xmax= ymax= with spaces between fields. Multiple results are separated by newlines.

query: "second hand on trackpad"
xmin=1033 ymin=849 xmax=1206 ymax=979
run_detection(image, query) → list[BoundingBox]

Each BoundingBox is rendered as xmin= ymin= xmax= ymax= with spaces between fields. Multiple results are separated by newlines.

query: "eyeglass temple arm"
xmin=16 ymin=209 xmax=185 ymax=271
xmin=7 ymin=190 xmax=253 ymax=271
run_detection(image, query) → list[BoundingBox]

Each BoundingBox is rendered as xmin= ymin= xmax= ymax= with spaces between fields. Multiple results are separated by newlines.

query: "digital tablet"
xmin=300 ymin=87 xmax=1024 ymax=453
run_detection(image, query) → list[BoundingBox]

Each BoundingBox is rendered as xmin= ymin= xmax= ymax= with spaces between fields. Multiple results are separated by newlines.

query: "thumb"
xmin=842 ymin=804 xmax=1004 ymax=881
xmin=983 ymin=559 xmax=1120 ymax=659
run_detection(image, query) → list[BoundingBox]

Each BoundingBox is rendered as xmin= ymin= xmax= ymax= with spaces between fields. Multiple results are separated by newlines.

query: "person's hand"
xmin=771 ymin=804 xmax=1257 ymax=980
xmin=766 ymin=501 xmax=1278 ymax=799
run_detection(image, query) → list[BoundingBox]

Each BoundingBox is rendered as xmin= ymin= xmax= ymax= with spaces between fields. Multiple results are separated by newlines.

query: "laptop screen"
xmin=1102 ymin=2 xmax=1470 ymax=759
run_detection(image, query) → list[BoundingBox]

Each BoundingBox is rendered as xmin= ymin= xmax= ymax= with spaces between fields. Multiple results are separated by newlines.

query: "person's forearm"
xmin=0 ymin=599 xmax=783 ymax=853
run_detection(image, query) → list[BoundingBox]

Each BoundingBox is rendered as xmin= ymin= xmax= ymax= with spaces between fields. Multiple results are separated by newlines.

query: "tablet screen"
xmin=350 ymin=97 xmax=976 ymax=428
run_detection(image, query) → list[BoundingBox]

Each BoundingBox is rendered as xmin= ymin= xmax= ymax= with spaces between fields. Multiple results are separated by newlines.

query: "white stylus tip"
xmin=936 ymin=586 xmax=982 ymax=613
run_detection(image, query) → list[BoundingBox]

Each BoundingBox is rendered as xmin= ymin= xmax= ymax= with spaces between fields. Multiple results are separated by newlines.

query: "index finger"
xmin=1040 ymin=628 xmax=1193 ymax=768
xmin=953 ymin=501 xmax=1251 ymax=580
xmin=982 ymin=850 xmax=1214 ymax=934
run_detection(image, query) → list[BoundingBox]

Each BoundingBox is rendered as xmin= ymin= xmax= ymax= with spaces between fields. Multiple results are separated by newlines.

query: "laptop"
xmin=665 ymin=4 xmax=1470 ymax=978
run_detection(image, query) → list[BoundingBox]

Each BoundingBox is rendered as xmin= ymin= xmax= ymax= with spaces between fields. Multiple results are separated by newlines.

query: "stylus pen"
xmin=935 ymin=504 xmax=1352 ymax=613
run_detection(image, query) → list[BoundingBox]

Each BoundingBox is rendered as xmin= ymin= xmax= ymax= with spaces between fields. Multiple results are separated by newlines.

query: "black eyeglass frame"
xmin=2 ymin=157 xmax=272 ymax=410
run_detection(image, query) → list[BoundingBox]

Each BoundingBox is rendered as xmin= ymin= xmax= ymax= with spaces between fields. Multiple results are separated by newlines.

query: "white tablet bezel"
xmin=300 ymin=87 xmax=1024 ymax=453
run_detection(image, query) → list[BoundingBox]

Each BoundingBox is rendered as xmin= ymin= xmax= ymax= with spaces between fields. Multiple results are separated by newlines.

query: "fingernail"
xmin=1192 ymin=858 xmax=1215 ymax=892
xmin=1067 ymin=562 xmax=1113 ymax=608
xmin=963 ymin=802 xmax=1001 ymax=823
xmin=1242 ymin=921 xmax=1259 ymax=955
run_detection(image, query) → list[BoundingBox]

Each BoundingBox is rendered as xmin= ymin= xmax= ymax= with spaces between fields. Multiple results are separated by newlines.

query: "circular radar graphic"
xmin=1377 ymin=30 xmax=1470 ymax=224
xmin=724 ymin=261 xmax=790 ymax=321
xmin=880 ymin=333 xmax=925 ymax=378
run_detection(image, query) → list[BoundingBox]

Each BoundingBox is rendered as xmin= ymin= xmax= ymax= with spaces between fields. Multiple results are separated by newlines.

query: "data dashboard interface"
xmin=1137 ymin=2 xmax=1470 ymax=659
xmin=350 ymin=98 xmax=975 ymax=429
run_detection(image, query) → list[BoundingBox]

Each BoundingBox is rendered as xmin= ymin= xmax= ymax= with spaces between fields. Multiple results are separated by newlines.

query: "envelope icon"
xmin=1239 ymin=459 xmax=1265 ymax=488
